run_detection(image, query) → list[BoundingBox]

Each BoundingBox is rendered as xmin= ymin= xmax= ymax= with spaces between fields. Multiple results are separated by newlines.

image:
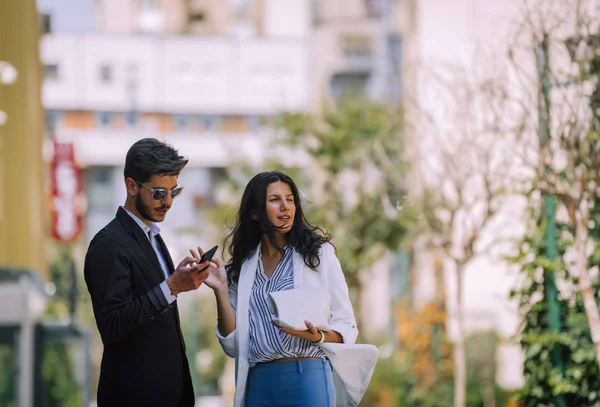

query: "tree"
xmin=510 ymin=196 xmax=600 ymax=405
xmin=414 ymin=64 xmax=521 ymax=407
xmin=38 ymin=244 xmax=84 ymax=407
xmin=506 ymin=0 xmax=600 ymax=371
xmin=270 ymin=96 xmax=414 ymax=328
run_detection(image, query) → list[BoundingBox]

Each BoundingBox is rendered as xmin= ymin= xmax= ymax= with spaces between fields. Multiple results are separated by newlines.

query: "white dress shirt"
xmin=123 ymin=207 xmax=177 ymax=304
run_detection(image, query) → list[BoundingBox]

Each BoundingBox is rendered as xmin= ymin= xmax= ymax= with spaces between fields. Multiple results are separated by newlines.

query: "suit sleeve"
xmin=323 ymin=243 xmax=359 ymax=344
xmin=84 ymin=233 xmax=171 ymax=343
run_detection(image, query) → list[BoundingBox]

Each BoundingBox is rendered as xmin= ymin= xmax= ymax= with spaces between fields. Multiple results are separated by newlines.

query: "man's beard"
xmin=135 ymin=193 xmax=161 ymax=223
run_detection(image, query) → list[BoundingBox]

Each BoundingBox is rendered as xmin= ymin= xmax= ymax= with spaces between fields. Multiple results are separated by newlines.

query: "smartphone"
xmin=199 ymin=245 xmax=218 ymax=264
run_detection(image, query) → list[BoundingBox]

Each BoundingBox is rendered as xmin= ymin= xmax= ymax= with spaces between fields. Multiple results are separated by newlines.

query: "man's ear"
xmin=125 ymin=177 xmax=138 ymax=197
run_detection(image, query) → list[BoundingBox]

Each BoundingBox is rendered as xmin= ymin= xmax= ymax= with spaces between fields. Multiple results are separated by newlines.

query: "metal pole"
xmin=18 ymin=277 xmax=35 ymax=407
xmin=536 ymin=33 xmax=566 ymax=407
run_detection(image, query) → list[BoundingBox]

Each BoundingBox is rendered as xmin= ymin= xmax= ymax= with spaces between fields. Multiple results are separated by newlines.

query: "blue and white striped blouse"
xmin=248 ymin=247 xmax=327 ymax=366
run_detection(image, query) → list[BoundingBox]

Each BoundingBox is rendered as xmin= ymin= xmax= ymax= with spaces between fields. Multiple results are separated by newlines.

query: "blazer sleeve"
xmin=84 ymin=232 xmax=171 ymax=344
xmin=215 ymin=281 xmax=238 ymax=358
xmin=322 ymin=243 xmax=359 ymax=344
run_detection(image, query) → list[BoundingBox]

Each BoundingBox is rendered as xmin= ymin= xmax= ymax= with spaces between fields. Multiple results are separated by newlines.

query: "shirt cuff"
xmin=159 ymin=280 xmax=177 ymax=304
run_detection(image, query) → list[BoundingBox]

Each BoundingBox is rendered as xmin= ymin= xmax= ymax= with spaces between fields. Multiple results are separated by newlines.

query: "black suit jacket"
xmin=84 ymin=207 xmax=195 ymax=407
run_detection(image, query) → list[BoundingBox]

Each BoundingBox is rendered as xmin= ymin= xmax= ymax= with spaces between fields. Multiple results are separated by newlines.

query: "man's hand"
xmin=166 ymin=256 xmax=212 ymax=296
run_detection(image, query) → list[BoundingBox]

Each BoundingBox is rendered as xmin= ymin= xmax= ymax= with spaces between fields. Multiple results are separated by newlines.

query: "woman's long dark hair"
xmin=224 ymin=171 xmax=331 ymax=285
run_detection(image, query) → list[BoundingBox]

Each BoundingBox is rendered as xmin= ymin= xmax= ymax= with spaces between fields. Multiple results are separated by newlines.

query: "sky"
xmin=37 ymin=0 xmax=98 ymax=33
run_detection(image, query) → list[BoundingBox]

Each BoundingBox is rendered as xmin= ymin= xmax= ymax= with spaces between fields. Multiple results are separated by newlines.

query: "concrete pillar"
xmin=0 ymin=0 xmax=47 ymax=278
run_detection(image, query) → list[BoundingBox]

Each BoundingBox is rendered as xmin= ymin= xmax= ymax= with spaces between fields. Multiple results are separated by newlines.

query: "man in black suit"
xmin=84 ymin=138 xmax=211 ymax=407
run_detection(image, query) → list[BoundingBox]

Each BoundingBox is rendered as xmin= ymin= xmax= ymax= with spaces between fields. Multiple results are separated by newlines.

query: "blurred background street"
xmin=2 ymin=0 xmax=600 ymax=406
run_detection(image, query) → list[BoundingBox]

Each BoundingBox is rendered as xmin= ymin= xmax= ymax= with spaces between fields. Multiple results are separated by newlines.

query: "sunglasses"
xmin=135 ymin=181 xmax=184 ymax=200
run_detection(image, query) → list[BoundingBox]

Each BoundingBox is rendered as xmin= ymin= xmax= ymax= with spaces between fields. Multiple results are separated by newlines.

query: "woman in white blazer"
xmin=192 ymin=171 xmax=358 ymax=407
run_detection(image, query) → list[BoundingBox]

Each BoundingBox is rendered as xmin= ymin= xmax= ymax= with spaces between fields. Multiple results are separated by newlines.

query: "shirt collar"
xmin=122 ymin=206 xmax=161 ymax=238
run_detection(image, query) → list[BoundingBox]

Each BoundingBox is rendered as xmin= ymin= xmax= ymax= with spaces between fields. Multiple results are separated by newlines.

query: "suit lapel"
xmin=116 ymin=208 xmax=165 ymax=283
xmin=133 ymin=226 xmax=166 ymax=282
xmin=238 ymin=247 xmax=259 ymax=314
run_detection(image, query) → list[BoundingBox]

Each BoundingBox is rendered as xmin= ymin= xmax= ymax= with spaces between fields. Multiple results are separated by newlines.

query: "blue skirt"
xmin=246 ymin=359 xmax=335 ymax=407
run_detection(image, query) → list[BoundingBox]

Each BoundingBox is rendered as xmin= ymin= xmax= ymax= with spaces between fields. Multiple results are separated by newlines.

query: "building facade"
xmin=39 ymin=0 xmax=313 ymax=250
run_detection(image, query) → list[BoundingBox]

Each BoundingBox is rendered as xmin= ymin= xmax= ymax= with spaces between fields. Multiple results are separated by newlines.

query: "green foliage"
xmin=41 ymin=340 xmax=82 ymax=407
xmin=183 ymin=294 xmax=229 ymax=396
xmin=37 ymin=244 xmax=84 ymax=406
xmin=368 ymin=331 xmax=509 ymax=407
xmin=465 ymin=332 xmax=512 ymax=407
xmin=270 ymin=97 xmax=416 ymax=293
xmin=511 ymin=200 xmax=600 ymax=406
xmin=0 ymin=345 xmax=17 ymax=407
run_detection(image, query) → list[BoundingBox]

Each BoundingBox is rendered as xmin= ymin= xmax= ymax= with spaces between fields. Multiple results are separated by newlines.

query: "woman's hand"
xmin=274 ymin=320 xmax=323 ymax=343
xmin=189 ymin=247 xmax=228 ymax=293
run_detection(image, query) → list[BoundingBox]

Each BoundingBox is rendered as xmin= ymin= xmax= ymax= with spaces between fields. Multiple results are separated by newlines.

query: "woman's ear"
xmin=250 ymin=211 xmax=258 ymax=220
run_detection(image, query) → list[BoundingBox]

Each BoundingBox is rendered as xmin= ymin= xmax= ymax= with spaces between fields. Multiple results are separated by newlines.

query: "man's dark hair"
xmin=124 ymin=138 xmax=188 ymax=182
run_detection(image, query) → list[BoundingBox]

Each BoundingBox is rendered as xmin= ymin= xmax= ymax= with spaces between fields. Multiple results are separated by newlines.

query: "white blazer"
xmin=216 ymin=242 xmax=368 ymax=407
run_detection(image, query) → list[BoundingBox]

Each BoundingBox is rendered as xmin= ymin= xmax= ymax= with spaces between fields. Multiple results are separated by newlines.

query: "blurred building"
xmin=312 ymin=0 xmax=402 ymax=104
xmin=97 ymin=0 xmax=310 ymax=38
xmin=39 ymin=0 xmax=313 ymax=248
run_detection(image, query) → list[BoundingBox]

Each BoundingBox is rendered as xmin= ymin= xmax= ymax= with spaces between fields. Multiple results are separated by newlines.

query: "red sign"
xmin=50 ymin=141 xmax=83 ymax=242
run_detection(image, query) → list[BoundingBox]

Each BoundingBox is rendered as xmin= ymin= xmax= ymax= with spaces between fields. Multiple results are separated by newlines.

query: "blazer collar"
xmin=292 ymin=250 xmax=304 ymax=288
xmin=238 ymin=244 xmax=260 ymax=295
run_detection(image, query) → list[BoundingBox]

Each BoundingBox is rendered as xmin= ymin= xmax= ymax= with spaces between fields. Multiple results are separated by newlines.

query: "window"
xmin=342 ymin=35 xmax=373 ymax=61
xmin=99 ymin=64 xmax=113 ymax=84
xmin=172 ymin=114 xmax=190 ymax=130
xmin=330 ymin=72 xmax=370 ymax=101
xmin=89 ymin=166 xmax=112 ymax=184
xmin=233 ymin=0 xmax=250 ymax=16
xmin=364 ymin=0 xmax=384 ymax=17
xmin=86 ymin=166 xmax=115 ymax=213
xmin=139 ymin=0 xmax=159 ymax=9
xmin=45 ymin=110 xmax=64 ymax=132
xmin=222 ymin=116 xmax=248 ymax=133
xmin=201 ymin=115 xmax=221 ymax=132
xmin=189 ymin=12 xmax=206 ymax=23
xmin=95 ymin=112 xmax=113 ymax=128
xmin=176 ymin=63 xmax=199 ymax=83
xmin=41 ymin=13 xmax=52 ymax=34
xmin=124 ymin=111 xmax=139 ymax=128
xmin=44 ymin=64 xmax=59 ymax=81
xmin=312 ymin=0 xmax=323 ymax=25
xmin=247 ymin=116 xmax=261 ymax=132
